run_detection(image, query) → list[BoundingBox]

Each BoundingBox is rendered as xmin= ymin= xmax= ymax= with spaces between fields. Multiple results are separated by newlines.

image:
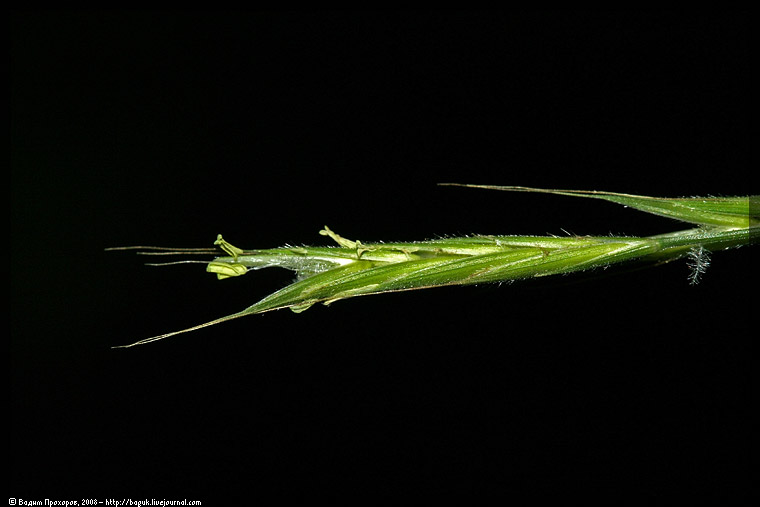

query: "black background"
xmin=11 ymin=11 xmax=752 ymax=501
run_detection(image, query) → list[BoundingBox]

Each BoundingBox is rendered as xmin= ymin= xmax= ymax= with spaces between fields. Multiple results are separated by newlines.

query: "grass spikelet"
xmin=109 ymin=185 xmax=758 ymax=347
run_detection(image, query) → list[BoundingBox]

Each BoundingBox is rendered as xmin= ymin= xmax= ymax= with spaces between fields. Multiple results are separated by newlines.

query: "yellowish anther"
xmin=290 ymin=301 xmax=316 ymax=313
xmin=207 ymin=262 xmax=248 ymax=280
xmin=319 ymin=226 xmax=373 ymax=258
xmin=319 ymin=226 xmax=356 ymax=249
xmin=214 ymin=234 xmax=245 ymax=260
